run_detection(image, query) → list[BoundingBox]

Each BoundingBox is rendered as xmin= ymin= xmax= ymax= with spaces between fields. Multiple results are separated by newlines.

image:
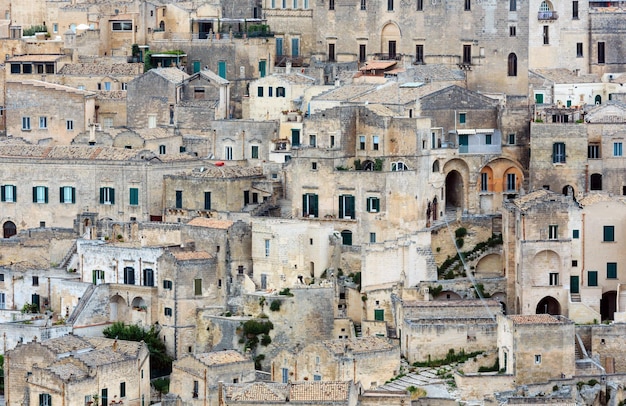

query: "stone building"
xmin=219 ymin=381 xmax=359 ymax=405
xmin=397 ymin=299 xmax=502 ymax=363
xmin=5 ymin=80 xmax=96 ymax=144
xmin=5 ymin=334 xmax=150 ymax=406
xmin=271 ymin=336 xmax=399 ymax=389
xmin=497 ymin=314 xmax=575 ymax=385
xmin=169 ymin=350 xmax=256 ymax=405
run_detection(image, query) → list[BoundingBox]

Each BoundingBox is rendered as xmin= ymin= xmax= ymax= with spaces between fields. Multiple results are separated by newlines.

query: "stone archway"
xmin=445 ymin=170 xmax=464 ymax=209
xmin=601 ymin=291 xmax=617 ymax=321
xmin=381 ymin=23 xmax=401 ymax=58
xmin=3 ymin=221 xmax=16 ymax=238
xmin=536 ymin=296 xmax=561 ymax=315
xmin=110 ymin=294 xmax=127 ymax=322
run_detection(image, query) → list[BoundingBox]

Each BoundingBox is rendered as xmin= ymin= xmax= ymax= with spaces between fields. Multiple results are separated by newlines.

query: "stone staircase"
xmin=355 ymin=324 xmax=362 ymax=337
xmin=58 ymin=240 xmax=78 ymax=271
xmin=571 ymin=293 xmax=581 ymax=302
xmin=66 ymin=284 xmax=96 ymax=325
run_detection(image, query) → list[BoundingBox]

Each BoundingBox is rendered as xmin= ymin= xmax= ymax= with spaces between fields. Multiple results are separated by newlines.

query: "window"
xmin=572 ymin=260 xmax=578 ymax=267
xmin=100 ymin=187 xmax=115 ymax=205
xmin=614 ymin=142 xmax=623 ymax=157
xmin=194 ymin=279 xmax=202 ymax=295
xmin=123 ymin=267 xmax=135 ymax=285
xmin=510 ymin=0 xmax=516 ymax=11
xmin=311 ymin=162 xmax=317 ymax=170
xmin=265 ymin=239 xmax=270 ymax=257
xmin=388 ymin=0 xmax=394 ymax=10
xmin=417 ymin=0 xmax=423 ymax=10
xmin=573 ymin=229 xmax=579 ymax=239
xmin=607 ymin=262 xmax=617 ymax=279
xmin=164 ymin=307 xmax=172 ymax=316
xmin=330 ymin=135 xmax=335 ymax=148
xmin=39 ymin=116 xmax=47 ymax=129
xmin=163 ymin=280 xmax=173 ymax=290
xmin=481 ymin=173 xmax=489 ymax=192
xmin=1 ymin=185 xmax=16 ymax=202
xmin=276 ymin=87 xmax=285 ymax=97
xmin=159 ymin=145 xmax=166 ymax=155
xmin=543 ymin=26 xmax=549 ymax=45
xmin=535 ymin=355 xmax=542 ymax=364
xmin=359 ymin=44 xmax=367 ymax=63
xmin=22 ymin=117 xmax=31 ymax=130
xmin=361 ymin=0 xmax=366 ymax=10
xmin=463 ymin=45 xmax=471 ymax=64
xmin=508 ymin=133 xmax=516 ymax=145
xmin=293 ymin=0 xmax=298 ymax=8
xmin=339 ymin=195 xmax=355 ymax=219
xmin=553 ymin=142 xmax=566 ymax=163
xmin=588 ymin=143 xmax=600 ymax=158
xmin=204 ymin=192 xmax=211 ymax=210
xmin=53 ymin=23 xmax=58 ymax=33
xmin=92 ymin=270 xmax=105 ymax=285
xmin=598 ymin=42 xmax=605 ymax=64
xmin=129 ymin=188 xmax=139 ymax=206
xmin=60 ymin=186 xmax=76 ymax=204
xmin=120 ymin=382 xmax=126 ymax=398
xmin=548 ymin=225 xmax=558 ymax=240
xmin=112 ymin=21 xmax=132 ymax=31
xmin=328 ymin=43 xmax=335 ymax=62
xmin=508 ymin=53 xmax=517 ymax=76
xmin=329 ymin=0 xmax=334 ymax=10
xmin=32 ymin=186 xmax=48 ymax=204
xmin=251 ymin=145 xmax=259 ymax=159
xmin=367 ymin=197 xmax=380 ymax=213
xmin=510 ymin=26 xmax=516 ymax=37
xmin=225 ymin=146 xmax=233 ymax=160
xmin=588 ymin=271 xmax=598 ymax=286
xmin=257 ymin=87 xmax=264 ymax=97
xmin=39 ymin=394 xmax=52 ymax=406
xmin=303 ymin=193 xmax=319 ymax=217
xmin=506 ymin=173 xmax=517 ymax=192
xmin=391 ymin=162 xmax=408 ymax=171
xmin=32 ymin=276 xmax=39 ymax=286
xmin=359 ymin=136 xmax=365 ymax=150
xmin=464 ymin=0 xmax=470 ymax=10
xmin=485 ymin=134 xmax=492 ymax=145
xmin=604 ymin=226 xmax=615 ymax=242
xmin=572 ymin=0 xmax=578 ymax=18
xmin=193 ymin=381 xmax=199 ymax=398
xmin=268 ymin=87 xmax=273 ymax=97
xmin=549 ymin=273 xmax=559 ymax=286
xmin=309 ymin=134 xmax=316 ymax=147
xmin=535 ymin=93 xmax=544 ymax=104
xmin=370 ymin=232 xmax=376 ymax=243
xmin=175 ymin=190 xmax=183 ymax=209
xmin=371 ymin=135 xmax=380 ymax=151
xmin=459 ymin=113 xmax=466 ymax=124
xmin=22 ymin=64 xmax=32 ymax=74
xmin=341 ymin=230 xmax=353 ymax=245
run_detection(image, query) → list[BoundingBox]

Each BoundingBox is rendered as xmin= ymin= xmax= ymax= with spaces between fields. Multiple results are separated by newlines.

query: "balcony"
xmin=538 ymin=10 xmax=558 ymax=20
xmin=372 ymin=53 xmax=403 ymax=61
xmin=275 ymin=54 xmax=304 ymax=67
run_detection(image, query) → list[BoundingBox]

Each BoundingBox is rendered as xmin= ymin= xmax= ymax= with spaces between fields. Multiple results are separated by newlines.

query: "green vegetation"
xmin=437 ymin=234 xmax=503 ymax=277
xmin=374 ymin=158 xmax=384 ymax=171
xmin=474 ymin=283 xmax=491 ymax=298
xmin=21 ymin=303 xmax=39 ymax=314
xmin=279 ymin=288 xmax=294 ymax=297
xmin=477 ymin=357 xmax=499 ymax=372
xmin=270 ymin=300 xmax=281 ymax=312
xmin=23 ymin=25 xmax=48 ymax=36
xmin=455 ymin=227 xmax=467 ymax=238
xmin=144 ymin=50 xmax=153 ymax=71
xmin=413 ymin=349 xmax=483 ymax=368
xmin=429 ymin=284 xmax=443 ymax=297
xmin=254 ymin=354 xmax=265 ymax=370
xmin=152 ymin=377 xmax=170 ymax=396
xmin=239 ymin=319 xmax=274 ymax=352
xmin=102 ymin=322 xmax=172 ymax=377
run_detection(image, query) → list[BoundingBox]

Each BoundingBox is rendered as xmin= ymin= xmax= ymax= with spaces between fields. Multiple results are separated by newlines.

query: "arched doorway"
xmin=340 ymin=230 xmax=352 ymax=246
xmin=110 ymin=294 xmax=127 ymax=322
xmin=3 ymin=221 xmax=16 ymax=238
xmin=536 ymin=296 xmax=561 ymax=315
xmin=601 ymin=291 xmax=617 ymax=321
xmin=381 ymin=23 xmax=401 ymax=59
xmin=445 ymin=170 xmax=464 ymax=209
xmin=590 ymin=173 xmax=602 ymax=190
xmin=595 ymin=95 xmax=602 ymax=105
xmin=562 ymin=185 xmax=574 ymax=197
xmin=362 ymin=160 xmax=374 ymax=171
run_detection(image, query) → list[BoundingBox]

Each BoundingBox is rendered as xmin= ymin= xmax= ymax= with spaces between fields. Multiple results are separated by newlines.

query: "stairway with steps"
xmin=571 ymin=293 xmax=581 ymax=302
xmin=355 ymin=324 xmax=362 ymax=337
xmin=66 ymin=284 xmax=96 ymax=325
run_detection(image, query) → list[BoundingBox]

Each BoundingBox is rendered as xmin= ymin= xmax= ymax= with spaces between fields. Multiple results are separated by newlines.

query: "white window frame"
xmin=148 ymin=115 xmax=157 ymax=129
xmin=22 ymin=116 xmax=31 ymax=130
xmin=39 ymin=116 xmax=47 ymax=129
xmin=34 ymin=186 xmax=47 ymax=203
xmin=391 ymin=161 xmax=408 ymax=171
xmin=66 ymin=120 xmax=74 ymax=131
xmin=548 ymin=224 xmax=558 ymax=240
xmin=225 ymin=146 xmax=233 ymax=160
xmin=264 ymin=239 xmax=270 ymax=257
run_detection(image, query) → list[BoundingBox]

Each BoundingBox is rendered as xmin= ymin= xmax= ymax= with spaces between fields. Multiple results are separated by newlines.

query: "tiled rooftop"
xmin=228 ymin=382 xmax=288 ymax=401
xmin=321 ymin=336 xmax=395 ymax=355
xmin=152 ymin=67 xmax=190 ymax=84
xmin=411 ymin=64 xmax=466 ymax=82
xmin=47 ymin=359 xmax=89 ymax=381
xmin=57 ymin=63 xmax=143 ymax=76
xmin=0 ymin=145 xmax=195 ymax=162
xmin=347 ymin=81 xmax=450 ymax=105
xmin=403 ymin=299 xmax=501 ymax=308
xmin=508 ymin=314 xmax=562 ymax=324
xmin=314 ymin=83 xmax=379 ymax=102
xmin=173 ymin=166 xmax=264 ymax=179
xmin=225 ymin=381 xmax=351 ymax=403
xmin=41 ymin=334 xmax=92 ymax=354
xmin=186 ymin=218 xmax=234 ymax=229
xmin=578 ymin=192 xmax=626 ymax=207
xmin=196 ymin=350 xmax=249 ymax=366
xmin=9 ymin=79 xmax=96 ymax=96
xmin=7 ymin=54 xmax=65 ymax=62
xmin=531 ymin=68 xmax=600 ymax=84
xmin=289 ymin=381 xmax=350 ymax=402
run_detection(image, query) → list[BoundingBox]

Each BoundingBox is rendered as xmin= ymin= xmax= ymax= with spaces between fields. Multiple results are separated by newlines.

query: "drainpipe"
xmin=204 ymin=369 xmax=207 ymax=406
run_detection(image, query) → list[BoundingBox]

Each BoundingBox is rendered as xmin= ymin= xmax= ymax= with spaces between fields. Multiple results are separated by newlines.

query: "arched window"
xmin=590 ymin=173 xmax=602 ymax=190
xmin=595 ymin=95 xmax=602 ymax=105
xmin=159 ymin=20 xmax=165 ymax=31
xmin=539 ymin=1 xmax=551 ymax=11
xmin=340 ymin=230 xmax=352 ymax=246
xmin=391 ymin=161 xmax=408 ymax=171
xmin=508 ymin=53 xmax=517 ymax=77
xmin=432 ymin=160 xmax=440 ymax=173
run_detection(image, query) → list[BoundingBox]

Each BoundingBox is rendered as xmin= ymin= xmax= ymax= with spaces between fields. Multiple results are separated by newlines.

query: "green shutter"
xmin=71 ymin=187 xmax=76 ymax=204
xmin=130 ymin=188 xmax=139 ymax=206
xmin=604 ymin=226 xmax=614 ymax=242
xmin=607 ymin=262 xmax=617 ymax=279
xmin=100 ymin=187 xmax=105 ymax=204
xmin=374 ymin=309 xmax=384 ymax=321
xmin=32 ymin=187 xmax=37 ymax=203
xmin=311 ymin=194 xmax=318 ymax=217
xmin=339 ymin=196 xmax=344 ymax=218
xmin=291 ymin=129 xmax=300 ymax=146
xmin=588 ymin=271 xmax=598 ymax=287
xmin=59 ymin=187 xmax=64 ymax=203
xmin=346 ymin=196 xmax=355 ymax=219
xmin=573 ymin=229 xmax=579 ymax=239
xmin=110 ymin=188 xmax=115 ymax=204
xmin=535 ymin=93 xmax=544 ymax=104
xmin=218 ymin=61 xmax=226 ymax=79
xmin=374 ymin=198 xmax=380 ymax=212
xmin=302 ymin=194 xmax=307 ymax=216
xmin=44 ymin=187 xmax=48 ymax=203
xmin=0 ymin=186 xmax=4 ymax=202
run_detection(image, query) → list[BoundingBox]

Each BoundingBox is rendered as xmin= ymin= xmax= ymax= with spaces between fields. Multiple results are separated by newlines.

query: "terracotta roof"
xmin=187 ymin=218 xmax=234 ymax=229
xmin=290 ymin=381 xmax=351 ymax=402
xmin=58 ymin=63 xmax=143 ymax=76
xmin=228 ymin=382 xmax=288 ymax=401
xmin=173 ymin=166 xmax=264 ymax=179
xmin=508 ymin=314 xmax=563 ymax=324
xmin=313 ymin=84 xmax=379 ymax=102
xmin=8 ymin=79 xmax=96 ymax=97
xmin=0 ymin=145 xmax=178 ymax=162
xmin=578 ymin=192 xmax=626 ymax=207
xmin=531 ymin=68 xmax=600 ymax=84
xmin=7 ymin=54 xmax=65 ymax=62
xmin=360 ymin=61 xmax=397 ymax=71
xmin=226 ymin=381 xmax=351 ymax=403
xmin=171 ymin=250 xmax=213 ymax=261
xmin=196 ymin=350 xmax=250 ymax=366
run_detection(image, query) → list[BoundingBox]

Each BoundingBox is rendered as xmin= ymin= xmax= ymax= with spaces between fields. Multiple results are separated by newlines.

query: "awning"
xmin=475 ymin=128 xmax=495 ymax=133
xmin=457 ymin=129 xmax=476 ymax=135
